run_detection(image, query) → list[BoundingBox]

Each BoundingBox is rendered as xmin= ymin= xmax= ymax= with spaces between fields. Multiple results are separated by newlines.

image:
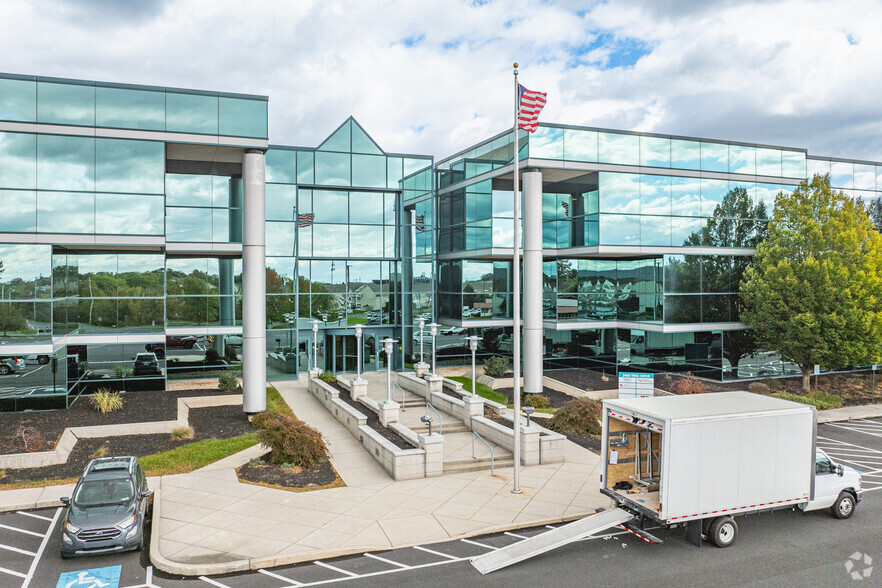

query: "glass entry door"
xmin=328 ymin=334 xmax=361 ymax=373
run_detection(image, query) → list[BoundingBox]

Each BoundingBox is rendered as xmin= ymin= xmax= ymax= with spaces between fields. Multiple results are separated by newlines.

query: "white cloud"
xmin=2 ymin=0 xmax=881 ymax=162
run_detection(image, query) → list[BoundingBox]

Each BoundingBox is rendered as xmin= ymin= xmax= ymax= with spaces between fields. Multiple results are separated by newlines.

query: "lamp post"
xmin=418 ymin=316 xmax=426 ymax=366
xmin=382 ymin=338 xmax=397 ymax=403
xmin=311 ymin=319 xmax=320 ymax=372
xmin=466 ymin=335 xmax=482 ymax=397
xmin=429 ymin=322 xmax=439 ymax=376
xmin=354 ymin=323 xmax=363 ymax=382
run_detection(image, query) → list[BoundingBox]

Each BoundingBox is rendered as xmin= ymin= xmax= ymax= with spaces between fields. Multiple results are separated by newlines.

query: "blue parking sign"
xmin=56 ymin=565 xmax=121 ymax=588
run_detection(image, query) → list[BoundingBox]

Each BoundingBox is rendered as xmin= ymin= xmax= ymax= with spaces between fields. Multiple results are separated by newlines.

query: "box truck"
xmin=472 ymin=391 xmax=862 ymax=574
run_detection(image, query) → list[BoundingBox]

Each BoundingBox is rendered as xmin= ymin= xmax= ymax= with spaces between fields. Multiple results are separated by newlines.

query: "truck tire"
xmin=183 ymin=340 xmax=194 ymax=349
xmin=37 ymin=355 xmax=49 ymax=365
xmin=831 ymin=492 xmax=856 ymax=519
xmin=709 ymin=516 xmax=738 ymax=548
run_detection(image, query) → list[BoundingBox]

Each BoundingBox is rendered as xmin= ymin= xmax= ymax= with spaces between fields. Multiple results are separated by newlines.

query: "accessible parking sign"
xmin=56 ymin=565 xmax=121 ymax=588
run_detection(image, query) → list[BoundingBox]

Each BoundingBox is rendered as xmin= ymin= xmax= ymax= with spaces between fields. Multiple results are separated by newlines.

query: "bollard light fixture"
xmin=465 ymin=335 xmax=482 ymax=397
xmin=418 ymin=316 xmax=426 ymax=366
xmin=354 ymin=324 xmax=363 ymax=380
xmin=311 ymin=319 xmax=320 ymax=372
xmin=421 ymin=413 xmax=434 ymax=435
xmin=381 ymin=337 xmax=397 ymax=403
xmin=429 ymin=322 xmax=439 ymax=376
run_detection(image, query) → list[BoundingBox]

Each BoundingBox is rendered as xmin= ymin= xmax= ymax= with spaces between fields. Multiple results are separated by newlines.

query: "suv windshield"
xmin=72 ymin=478 xmax=134 ymax=507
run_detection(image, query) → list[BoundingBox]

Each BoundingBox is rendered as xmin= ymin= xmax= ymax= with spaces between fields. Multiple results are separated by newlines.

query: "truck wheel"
xmin=709 ymin=516 xmax=738 ymax=548
xmin=183 ymin=341 xmax=194 ymax=349
xmin=831 ymin=492 xmax=856 ymax=519
xmin=38 ymin=355 xmax=49 ymax=365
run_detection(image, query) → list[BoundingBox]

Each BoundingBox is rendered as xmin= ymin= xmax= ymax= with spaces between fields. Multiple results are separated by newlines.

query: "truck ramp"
xmin=470 ymin=507 xmax=635 ymax=574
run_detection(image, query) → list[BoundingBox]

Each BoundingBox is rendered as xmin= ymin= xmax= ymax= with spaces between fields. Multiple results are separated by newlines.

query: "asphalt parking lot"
xmin=2 ymin=418 xmax=880 ymax=587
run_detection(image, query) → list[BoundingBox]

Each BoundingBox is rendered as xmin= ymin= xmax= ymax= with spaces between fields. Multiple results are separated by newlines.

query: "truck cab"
xmin=802 ymin=448 xmax=862 ymax=518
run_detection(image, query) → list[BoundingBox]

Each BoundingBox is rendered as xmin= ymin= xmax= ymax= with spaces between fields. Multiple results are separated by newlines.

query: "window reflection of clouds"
xmin=312 ymin=224 xmax=348 ymax=257
xmin=598 ymin=132 xmax=639 ymax=166
xmin=0 ymin=244 xmax=51 ymax=289
xmin=529 ymin=126 xmax=563 ymax=160
xmin=96 ymin=87 xmax=164 ymax=131
xmin=37 ymin=82 xmax=95 ymax=126
xmin=0 ymin=132 xmax=36 ymax=189
xmin=670 ymin=177 xmax=701 ymax=216
xmin=266 ymin=149 xmax=297 ymax=183
xmin=755 ymin=148 xmax=781 ymax=176
xmin=782 ymin=151 xmax=806 ymax=178
xmin=640 ymin=175 xmax=671 ymax=215
xmin=166 ymin=92 xmax=218 ymax=134
xmin=37 ymin=135 xmax=95 ymax=191
xmin=599 ymin=214 xmax=640 ymax=245
xmin=806 ymin=158 xmax=830 ymax=179
xmin=166 ymin=174 xmax=212 ymax=207
xmin=349 ymin=225 xmax=384 ymax=257
xmin=700 ymin=179 xmax=728 ymax=217
xmin=96 ymin=139 xmax=164 ymax=194
xmin=0 ymin=78 xmax=36 ymax=122
xmin=219 ymin=97 xmax=267 ymax=139
xmin=315 ymin=152 xmax=350 ymax=186
xmin=671 ymin=139 xmax=701 ymax=171
xmin=166 ymin=207 xmax=211 ymax=241
xmin=728 ymin=145 xmax=755 ymax=175
xmin=830 ymin=161 xmax=854 ymax=189
xmin=265 ymin=221 xmax=296 ymax=256
xmin=599 ymin=172 xmax=640 ymax=214
xmin=266 ymin=184 xmax=297 ymax=221
xmin=854 ymin=164 xmax=876 ymax=191
xmin=0 ymin=190 xmax=36 ymax=232
xmin=640 ymin=137 xmax=671 ymax=168
xmin=563 ymin=128 xmax=597 ymax=162
xmin=96 ymin=194 xmax=163 ymax=235
xmin=37 ymin=192 xmax=94 ymax=233
xmin=312 ymin=190 xmax=348 ymax=223
xmin=349 ymin=191 xmax=384 ymax=224
xmin=700 ymin=142 xmax=728 ymax=173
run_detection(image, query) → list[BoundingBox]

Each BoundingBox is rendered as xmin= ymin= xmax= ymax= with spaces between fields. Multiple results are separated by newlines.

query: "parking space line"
xmin=504 ymin=531 xmax=528 ymax=539
xmin=825 ymin=423 xmax=882 ymax=438
xmin=21 ymin=507 xmax=61 ymax=588
xmin=199 ymin=577 xmax=232 ymax=588
xmin=818 ymin=435 xmax=882 ymax=453
xmin=460 ymin=538 xmax=497 ymax=550
xmin=413 ymin=545 xmax=459 ymax=560
xmin=15 ymin=511 xmax=52 ymax=522
xmin=0 ymin=522 xmax=44 ymax=538
xmin=363 ymin=552 xmax=409 ymax=568
xmin=0 ymin=565 xmax=27 ymax=579
xmin=313 ymin=560 xmax=359 ymax=578
xmin=0 ymin=542 xmax=37 ymax=556
xmin=258 ymin=568 xmax=303 ymax=585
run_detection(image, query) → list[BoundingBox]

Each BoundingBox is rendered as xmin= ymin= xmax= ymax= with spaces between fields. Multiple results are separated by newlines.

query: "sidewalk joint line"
xmin=258 ymin=568 xmax=303 ymax=585
xmin=363 ymin=552 xmax=410 ymax=568
xmin=313 ymin=560 xmax=358 ymax=577
xmin=0 ymin=542 xmax=37 ymax=556
xmin=21 ymin=507 xmax=61 ymax=588
xmin=413 ymin=545 xmax=458 ymax=560
xmin=15 ymin=511 xmax=53 ymax=522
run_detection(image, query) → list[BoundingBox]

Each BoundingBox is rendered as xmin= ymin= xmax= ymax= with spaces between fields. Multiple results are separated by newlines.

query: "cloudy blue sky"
xmin=3 ymin=0 xmax=881 ymax=161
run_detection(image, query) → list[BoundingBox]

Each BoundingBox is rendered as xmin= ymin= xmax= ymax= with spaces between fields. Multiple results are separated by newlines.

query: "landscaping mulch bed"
xmin=546 ymin=369 xmax=618 ymax=391
xmin=495 ymin=386 xmax=579 ymax=409
xmin=0 ymin=387 xmax=241 ymax=455
xmin=0 ymin=405 xmax=253 ymax=486
xmin=331 ymin=383 xmax=414 ymax=450
xmin=237 ymin=452 xmax=344 ymax=492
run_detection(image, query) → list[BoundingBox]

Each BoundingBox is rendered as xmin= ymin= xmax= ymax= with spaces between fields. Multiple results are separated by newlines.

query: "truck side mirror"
xmin=836 ymin=464 xmax=844 ymax=477
xmin=60 ymin=497 xmax=69 ymax=505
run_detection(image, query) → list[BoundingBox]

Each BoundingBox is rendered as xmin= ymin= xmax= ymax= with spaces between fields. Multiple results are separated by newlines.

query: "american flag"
xmin=415 ymin=214 xmax=426 ymax=232
xmin=561 ymin=201 xmax=569 ymax=217
xmin=298 ymin=213 xmax=315 ymax=228
xmin=517 ymin=84 xmax=547 ymax=133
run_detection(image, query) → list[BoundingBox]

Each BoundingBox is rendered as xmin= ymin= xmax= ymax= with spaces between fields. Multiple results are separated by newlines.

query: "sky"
xmin=3 ymin=0 xmax=882 ymax=162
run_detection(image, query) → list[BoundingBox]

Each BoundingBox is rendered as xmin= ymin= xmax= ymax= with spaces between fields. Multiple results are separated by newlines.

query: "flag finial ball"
xmin=513 ymin=62 xmax=519 ymax=68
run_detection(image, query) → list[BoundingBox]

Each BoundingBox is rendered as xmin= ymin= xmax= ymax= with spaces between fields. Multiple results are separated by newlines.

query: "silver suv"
xmin=60 ymin=456 xmax=151 ymax=558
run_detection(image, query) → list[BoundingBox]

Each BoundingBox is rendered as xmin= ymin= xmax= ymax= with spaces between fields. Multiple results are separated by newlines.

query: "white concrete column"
xmin=242 ymin=150 xmax=267 ymax=414
xmin=523 ymin=170 xmax=543 ymax=397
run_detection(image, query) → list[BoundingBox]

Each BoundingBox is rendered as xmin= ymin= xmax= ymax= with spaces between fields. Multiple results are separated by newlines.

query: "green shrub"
xmin=171 ymin=426 xmax=195 ymax=440
xmin=524 ymin=394 xmax=550 ymax=408
xmin=204 ymin=348 xmax=221 ymax=364
xmin=90 ymin=389 xmax=123 ymax=414
xmin=483 ymin=356 xmax=510 ymax=378
xmin=224 ymin=345 xmax=239 ymax=363
xmin=256 ymin=412 xmax=329 ymax=467
xmin=113 ymin=364 xmax=132 ymax=378
xmin=251 ymin=410 xmax=274 ymax=429
xmin=547 ymin=397 xmax=602 ymax=436
xmin=318 ymin=370 xmax=338 ymax=384
xmin=675 ymin=373 xmax=706 ymax=395
xmin=90 ymin=445 xmax=109 ymax=459
xmin=218 ymin=370 xmax=239 ymax=392
xmin=777 ymin=391 xmax=843 ymax=410
xmin=748 ymin=382 xmax=772 ymax=395
xmin=762 ymin=378 xmax=784 ymax=392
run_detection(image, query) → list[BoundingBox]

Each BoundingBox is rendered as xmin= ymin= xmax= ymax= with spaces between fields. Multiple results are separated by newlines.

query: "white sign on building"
xmin=618 ymin=372 xmax=654 ymax=399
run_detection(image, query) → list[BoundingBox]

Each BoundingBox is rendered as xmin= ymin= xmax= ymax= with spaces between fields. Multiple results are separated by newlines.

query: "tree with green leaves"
xmin=741 ymin=174 xmax=882 ymax=392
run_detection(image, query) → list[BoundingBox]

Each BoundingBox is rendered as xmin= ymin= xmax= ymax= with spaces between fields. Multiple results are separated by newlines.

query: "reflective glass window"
xmin=0 ymin=132 xmax=36 ymax=189
xmin=700 ymin=142 xmax=728 ymax=172
xmin=563 ymin=128 xmax=598 ymax=162
xmin=265 ymin=221 xmax=296 ymax=256
xmin=599 ymin=214 xmax=640 ymax=245
xmin=96 ymin=87 xmax=164 ymax=131
xmin=385 ymin=226 xmax=396 ymax=257
xmin=350 ymin=225 xmax=385 ymax=257
xmin=387 ymin=157 xmax=403 ymax=189
xmin=297 ymin=151 xmax=315 ymax=184
xmin=664 ymin=294 xmax=701 ymax=323
xmin=530 ymin=126 xmax=563 ymax=159
xmin=670 ymin=176 xmax=701 ymax=216
xmin=266 ymin=184 xmax=297 ymax=221
xmin=854 ymin=164 xmax=876 ymax=191
xmin=166 ymin=92 xmax=218 ymax=134
xmin=351 ymin=154 xmax=386 ymax=188
xmin=755 ymin=148 xmax=781 ymax=177
xmin=700 ymin=179 xmax=729 ymax=217
xmin=782 ymin=151 xmax=806 ymax=179
xmin=37 ymin=191 xmax=94 ymax=233
xmin=37 ymin=135 xmax=95 ymax=191
xmin=166 ymin=207 xmax=211 ymax=241
xmin=640 ymin=174 xmax=671 ymax=215
xmin=0 ymin=190 xmax=36 ymax=232
xmin=212 ymin=208 xmax=231 ymax=242
xmin=806 ymin=158 xmax=830 ymax=179
xmin=0 ymin=78 xmax=36 ymax=122
xmin=165 ymin=174 xmax=212 ymax=207
xmin=830 ymin=161 xmax=853 ymax=189
xmin=349 ymin=191 xmax=384 ymax=224
xmin=37 ymin=81 xmax=95 ymax=126
xmin=313 ymin=190 xmax=348 ymax=223
xmin=755 ymin=183 xmax=784 ymax=210
xmin=877 ymin=166 xmax=882 ymax=191
xmin=640 ymin=216 xmax=671 ymax=246
xmin=670 ymin=139 xmax=700 ymax=170
xmin=219 ymin=97 xmax=267 ymax=138
xmin=0 ymin=244 xmax=51 ymax=299
xmin=670 ymin=217 xmax=703 ymax=246
xmin=640 ymin=136 xmax=671 ymax=168
xmin=96 ymin=138 xmax=164 ymax=194
xmin=598 ymin=132 xmax=639 ymax=165
xmin=315 ymin=152 xmax=350 ymax=186
xmin=266 ymin=149 xmax=297 ymax=183
xmin=599 ymin=172 xmax=640 ymax=214
xmin=312 ymin=223 xmax=349 ymax=257
xmin=117 ymin=253 xmax=164 ymax=297
xmin=212 ymin=176 xmax=231 ymax=207
xmin=78 ymin=254 xmax=118 ymax=297
xmin=728 ymin=145 xmax=755 ymax=175
xmin=384 ymin=192 xmax=397 ymax=225
xmin=96 ymin=194 xmax=163 ymax=235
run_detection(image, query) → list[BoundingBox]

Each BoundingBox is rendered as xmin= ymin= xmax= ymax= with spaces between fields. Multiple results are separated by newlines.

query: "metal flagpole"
xmin=293 ymin=205 xmax=300 ymax=371
xmin=511 ymin=63 xmax=522 ymax=494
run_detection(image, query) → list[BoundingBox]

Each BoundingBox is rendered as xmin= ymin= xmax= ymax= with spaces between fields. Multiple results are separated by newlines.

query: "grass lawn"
xmin=139 ymin=433 xmax=259 ymax=476
xmin=266 ymin=384 xmax=295 ymax=417
xmin=347 ymin=316 xmax=368 ymax=324
xmin=450 ymin=376 xmax=508 ymax=405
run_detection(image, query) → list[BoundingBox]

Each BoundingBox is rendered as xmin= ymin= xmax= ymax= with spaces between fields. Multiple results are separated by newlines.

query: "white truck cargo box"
xmin=602 ymin=391 xmax=815 ymax=524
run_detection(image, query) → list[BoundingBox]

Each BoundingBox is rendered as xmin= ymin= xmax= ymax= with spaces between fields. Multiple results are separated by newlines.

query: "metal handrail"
xmin=472 ymin=431 xmax=495 ymax=475
xmin=392 ymin=380 xmax=406 ymax=411
xmin=425 ymin=402 xmax=443 ymax=435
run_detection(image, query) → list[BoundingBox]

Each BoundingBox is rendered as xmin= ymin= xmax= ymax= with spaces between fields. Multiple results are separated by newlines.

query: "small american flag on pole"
xmin=298 ymin=213 xmax=315 ymax=228
xmin=517 ymin=84 xmax=547 ymax=133
xmin=415 ymin=214 xmax=426 ymax=232
xmin=561 ymin=201 xmax=569 ymax=217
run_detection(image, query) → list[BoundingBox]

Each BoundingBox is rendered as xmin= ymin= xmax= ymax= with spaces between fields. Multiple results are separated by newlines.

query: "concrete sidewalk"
xmin=817 ymin=403 xmax=882 ymax=423
xmin=149 ymin=376 xmax=608 ymax=576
